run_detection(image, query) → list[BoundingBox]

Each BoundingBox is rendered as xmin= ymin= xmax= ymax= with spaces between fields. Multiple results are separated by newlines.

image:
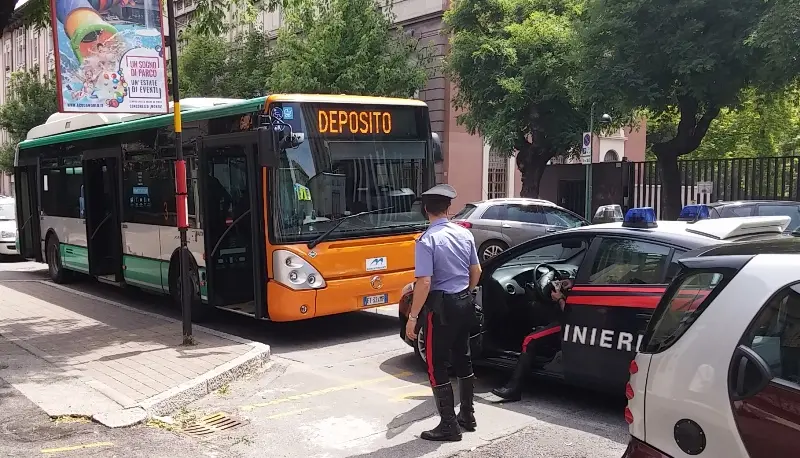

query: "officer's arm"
xmin=468 ymin=238 xmax=481 ymax=290
xmin=409 ymin=240 xmax=434 ymax=322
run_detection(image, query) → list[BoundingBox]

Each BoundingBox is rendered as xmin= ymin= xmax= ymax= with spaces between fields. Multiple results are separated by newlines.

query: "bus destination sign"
xmin=305 ymin=104 xmax=422 ymax=140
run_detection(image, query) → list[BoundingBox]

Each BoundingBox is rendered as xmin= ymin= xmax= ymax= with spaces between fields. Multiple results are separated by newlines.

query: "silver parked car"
xmin=451 ymin=198 xmax=589 ymax=261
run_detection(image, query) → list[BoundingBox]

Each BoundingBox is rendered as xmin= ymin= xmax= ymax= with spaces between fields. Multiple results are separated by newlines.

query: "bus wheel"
xmin=169 ymin=254 xmax=213 ymax=322
xmin=46 ymin=236 xmax=71 ymax=284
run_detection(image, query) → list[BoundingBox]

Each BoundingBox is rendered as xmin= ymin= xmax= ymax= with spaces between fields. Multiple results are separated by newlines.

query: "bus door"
xmin=198 ymin=132 xmax=267 ymax=318
xmin=82 ymin=148 xmax=123 ymax=280
xmin=14 ymin=159 xmax=43 ymax=261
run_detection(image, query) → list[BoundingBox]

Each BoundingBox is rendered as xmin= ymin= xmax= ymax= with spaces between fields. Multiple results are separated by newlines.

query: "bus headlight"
xmin=1 ymin=231 xmax=15 ymax=239
xmin=273 ymin=249 xmax=326 ymax=290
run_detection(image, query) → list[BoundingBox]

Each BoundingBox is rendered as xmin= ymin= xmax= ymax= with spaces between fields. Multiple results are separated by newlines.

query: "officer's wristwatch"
xmin=408 ymin=315 xmax=418 ymax=321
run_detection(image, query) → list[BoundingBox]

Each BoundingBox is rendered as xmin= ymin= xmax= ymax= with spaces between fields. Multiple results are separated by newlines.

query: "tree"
xmin=445 ymin=0 xmax=587 ymax=197
xmin=178 ymin=29 xmax=272 ymax=98
xmin=267 ymin=0 xmax=429 ymax=98
xmin=0 ymin=67 xmax=58 ymax=173
xmin=578 ymin=0 xmax=800 ymax=219
xmin=646 ymin=86 xmax=800 ymax=160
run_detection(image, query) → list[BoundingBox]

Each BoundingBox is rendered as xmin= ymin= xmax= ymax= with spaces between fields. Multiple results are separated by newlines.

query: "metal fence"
xmin=630 ymin=156 xmax=800 ymax=217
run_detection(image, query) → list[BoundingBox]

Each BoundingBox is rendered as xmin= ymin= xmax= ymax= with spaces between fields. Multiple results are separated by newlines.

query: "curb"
xmin=33 ymin=281 xmax=273 ymax=427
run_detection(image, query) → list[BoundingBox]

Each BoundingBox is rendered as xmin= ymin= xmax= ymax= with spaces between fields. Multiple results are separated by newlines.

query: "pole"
xmin=584 ymin=103 xmax=595 ymax=220
xmin=165 ymin=0 xmax=193 ymax=344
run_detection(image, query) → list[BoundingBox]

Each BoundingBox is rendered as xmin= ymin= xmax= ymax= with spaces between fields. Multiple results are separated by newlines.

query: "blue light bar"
xmin=623 ymin=207 xmax=658 ymax=228
xmin=678 ymin=204 xmax=710 ymax=222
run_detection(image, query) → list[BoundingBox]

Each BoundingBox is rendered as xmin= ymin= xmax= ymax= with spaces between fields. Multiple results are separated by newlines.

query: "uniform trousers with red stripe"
xmin=521 ymin=322 xmax=562 ymax=356
xmin=425 ymin=303 xmax=474 ymax=387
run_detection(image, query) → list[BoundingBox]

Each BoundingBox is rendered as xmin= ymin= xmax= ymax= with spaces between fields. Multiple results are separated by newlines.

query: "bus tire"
xmin=169 ymin=252 xmax=213 ymax=323
xmin=46 ymin=234 xmax=72 ymax=284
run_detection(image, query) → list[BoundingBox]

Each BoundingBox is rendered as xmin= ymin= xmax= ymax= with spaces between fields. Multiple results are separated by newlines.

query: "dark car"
xmin=398 ymin=209 xmax=793 ymax=394
xmin=679 ymin=200 xmax=800 ymax=233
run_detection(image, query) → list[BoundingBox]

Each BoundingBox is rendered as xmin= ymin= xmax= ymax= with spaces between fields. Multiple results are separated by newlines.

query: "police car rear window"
xmin=641 ymin=270 xmax=732 ymax=353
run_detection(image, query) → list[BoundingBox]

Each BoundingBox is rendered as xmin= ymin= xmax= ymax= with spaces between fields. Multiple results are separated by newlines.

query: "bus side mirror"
xmin=257 ymin=127 xmax=280 ymax=168
xmin=432 ymin=132 xmax=443 ymax=162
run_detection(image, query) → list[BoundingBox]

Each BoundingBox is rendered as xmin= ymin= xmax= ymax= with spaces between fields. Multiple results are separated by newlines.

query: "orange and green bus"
xmin=14 ymin=94 xmax=441 ymax=321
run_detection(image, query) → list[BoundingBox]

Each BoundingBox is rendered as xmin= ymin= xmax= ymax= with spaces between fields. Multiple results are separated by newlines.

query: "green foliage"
xmin=444 ymin=0 xmax=587 ymax=197
xmin=646 ymin=86 xmax=800 ymax=160
xmin=577 ymin=0 xmax=800 ymax=218
xmin=178 ymin=29 xmax=272 ymax=98
xmin=0 ymin=67 xmax=57 ymax=173
xmin=267 ymin=0 xmax=429 ymax=98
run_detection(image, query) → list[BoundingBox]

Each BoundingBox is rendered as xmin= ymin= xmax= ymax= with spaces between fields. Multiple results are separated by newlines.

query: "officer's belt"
xmin=423 ymin=289 xmax=471 ymax=325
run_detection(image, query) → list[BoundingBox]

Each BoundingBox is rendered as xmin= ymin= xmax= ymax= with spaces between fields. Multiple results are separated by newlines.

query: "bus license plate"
xmin=363 ymin=294 xmax=388 ymax=307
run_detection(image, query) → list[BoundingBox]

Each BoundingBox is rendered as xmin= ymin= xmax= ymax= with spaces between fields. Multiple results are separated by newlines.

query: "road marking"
xmin=265 ymin=408 xmax=310 ymax=419
xmin=239 ymin=371 xmax=413 ymax=411
xmin=41 ymin=442 xmax=114 ymax=454
xmin=390 ymin=388 xmax=431 ymax=403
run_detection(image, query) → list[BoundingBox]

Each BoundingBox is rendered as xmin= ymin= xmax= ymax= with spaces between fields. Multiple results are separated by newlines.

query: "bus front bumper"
xmin=267 ymin=269 xmax=415 ymax=321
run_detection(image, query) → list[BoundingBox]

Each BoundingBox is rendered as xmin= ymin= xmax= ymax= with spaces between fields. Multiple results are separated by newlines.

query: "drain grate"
xmin=182 ymin=413 xmax=242 ymax=437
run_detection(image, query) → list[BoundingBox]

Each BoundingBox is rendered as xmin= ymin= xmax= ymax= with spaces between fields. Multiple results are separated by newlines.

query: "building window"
xmin=16 ymin=31 xmax=25 ymax=68
xmin=31 ymin=29 xmax=38 ymax=63
xmin=604 ymin=150 xmax=620 ymax=162
xmin=487 ymin=150 xmax=508 ymax=199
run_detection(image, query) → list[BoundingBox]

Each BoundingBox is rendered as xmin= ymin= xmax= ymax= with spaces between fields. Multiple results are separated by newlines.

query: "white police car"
xmin=624 ymin=233 xmax=800 ymax=457
xmin=399 ymin=207 xmax=794 ymax=395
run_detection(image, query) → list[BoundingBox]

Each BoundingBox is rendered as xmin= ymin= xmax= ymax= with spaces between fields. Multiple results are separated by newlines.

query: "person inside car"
xmin=491 ymin=277 xmax=573 ymax=402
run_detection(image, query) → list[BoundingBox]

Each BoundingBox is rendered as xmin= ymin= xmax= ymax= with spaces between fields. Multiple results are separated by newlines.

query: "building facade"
xmin=0 ymin=5 xmax=55 ymax=197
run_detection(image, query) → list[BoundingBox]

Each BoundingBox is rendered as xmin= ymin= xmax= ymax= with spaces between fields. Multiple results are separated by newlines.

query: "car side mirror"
xmin=729 ymin=344 xmax=773 ymax=401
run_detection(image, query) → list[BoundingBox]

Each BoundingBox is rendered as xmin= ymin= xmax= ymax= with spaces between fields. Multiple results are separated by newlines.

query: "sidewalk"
xmin=0 ymin=279 xmax=270 ymax=428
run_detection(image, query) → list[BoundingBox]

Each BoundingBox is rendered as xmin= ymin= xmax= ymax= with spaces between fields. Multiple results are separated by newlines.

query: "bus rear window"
xmin=641 ymin=271 xmax=728 ymax=353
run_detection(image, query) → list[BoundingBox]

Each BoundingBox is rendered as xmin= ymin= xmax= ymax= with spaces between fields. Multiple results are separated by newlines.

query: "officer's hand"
xmin=406 ymin=319 xmax=417 ymax=341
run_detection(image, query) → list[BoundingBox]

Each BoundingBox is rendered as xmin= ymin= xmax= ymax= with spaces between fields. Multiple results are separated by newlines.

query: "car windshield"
xmin=0 ymin=202 xmax=14 ymax=221
xmin=642 ymin=270 xmax=728 ymax=353
xmin=503 ymin=240 xmax=588 ymax=267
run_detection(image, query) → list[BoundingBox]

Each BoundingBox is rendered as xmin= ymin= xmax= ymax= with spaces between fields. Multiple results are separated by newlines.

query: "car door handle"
xmin=546 ymin=228 xmax=556 ymax=233
xmin=502 ymin=224 xmax=512 ymax=228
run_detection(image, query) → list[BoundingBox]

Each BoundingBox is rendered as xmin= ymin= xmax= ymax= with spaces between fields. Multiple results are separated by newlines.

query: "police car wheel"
xmin=414 ymin=326 xmax=427 ymax=368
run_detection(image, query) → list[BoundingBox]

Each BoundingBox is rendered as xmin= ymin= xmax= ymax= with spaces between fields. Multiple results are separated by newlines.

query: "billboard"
xmin=50 ymin=0 xmax=169 ymax=113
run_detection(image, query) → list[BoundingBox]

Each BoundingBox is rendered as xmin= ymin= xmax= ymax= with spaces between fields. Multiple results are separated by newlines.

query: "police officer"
xmin=492 ymin=278 xmax=573 ymax=402
xmin=405 ymin=184 xmax=482 ymax=442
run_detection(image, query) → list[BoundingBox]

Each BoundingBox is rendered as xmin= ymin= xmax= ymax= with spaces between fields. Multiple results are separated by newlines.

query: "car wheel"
xmin=479 ymin=240 xmax=507 ymax=261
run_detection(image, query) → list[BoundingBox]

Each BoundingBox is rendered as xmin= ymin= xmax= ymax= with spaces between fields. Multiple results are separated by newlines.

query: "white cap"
xmin=421 ymin=184 xmax=457 ymax=199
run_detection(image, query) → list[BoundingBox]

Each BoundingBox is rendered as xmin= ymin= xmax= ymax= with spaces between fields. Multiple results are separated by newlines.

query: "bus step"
xmin=217 ymin=301 xmax=256 ymax=317
xmin=96 ymin=275 xmax=122 ymax=286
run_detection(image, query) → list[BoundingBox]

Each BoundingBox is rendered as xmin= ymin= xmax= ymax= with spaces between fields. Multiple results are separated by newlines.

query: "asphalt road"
xmin=0 ymin=260 xmax=629 ymax=457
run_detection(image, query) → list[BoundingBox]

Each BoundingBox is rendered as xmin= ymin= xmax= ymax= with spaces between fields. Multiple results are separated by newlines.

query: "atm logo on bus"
xmin=366 ymin=257 xmax=387 ymax=272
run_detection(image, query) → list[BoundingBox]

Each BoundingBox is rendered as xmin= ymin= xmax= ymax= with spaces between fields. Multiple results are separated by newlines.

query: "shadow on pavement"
xmin=376 ymin=353 xmax=628 ymax=446
xmin=9 ymin=271 xmax=403 ymax=355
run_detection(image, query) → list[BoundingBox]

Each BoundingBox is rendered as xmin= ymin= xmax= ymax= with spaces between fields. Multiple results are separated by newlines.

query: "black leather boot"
xmin=456 ymin=374 xmax=477 ymax=431
xmin=421 ymin=383 xmax=462 ymax=442
xmin=491 ymin=352 xmax=531 ymax=402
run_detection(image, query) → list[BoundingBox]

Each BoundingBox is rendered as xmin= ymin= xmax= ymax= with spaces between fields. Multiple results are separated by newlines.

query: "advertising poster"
xmin=50 ymin=0 xmax=169 ymax=113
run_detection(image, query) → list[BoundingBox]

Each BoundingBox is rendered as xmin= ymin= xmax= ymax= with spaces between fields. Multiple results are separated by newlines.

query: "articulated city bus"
xmin=14 ymin=94 xmax=441 ymax=321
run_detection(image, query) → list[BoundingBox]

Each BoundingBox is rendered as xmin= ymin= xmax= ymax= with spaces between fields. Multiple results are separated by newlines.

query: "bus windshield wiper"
xmin=307 ymin=207 xmax=393 ymax=249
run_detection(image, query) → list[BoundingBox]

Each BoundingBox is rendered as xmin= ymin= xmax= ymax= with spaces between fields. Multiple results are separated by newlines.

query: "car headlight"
xmin=401 ymin=282 xmax=414 ymax=296
xmin=272 ymin=249 xmax=326 ymax=290
xmin=1 ymin=230 xmax=15 ymax=239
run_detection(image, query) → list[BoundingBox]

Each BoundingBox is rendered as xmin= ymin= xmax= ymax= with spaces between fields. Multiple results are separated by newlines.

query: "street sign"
xmin=697 ymin=181 xmax=713 ymax=194
xmin=580 ymin=132 xmax=592 ymax=164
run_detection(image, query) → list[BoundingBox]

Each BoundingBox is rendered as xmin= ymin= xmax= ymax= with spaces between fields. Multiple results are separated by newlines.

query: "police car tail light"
xmin=272 ymin=249 xmax=326 ymax=290
xmin=629 ymin=360 xmax=639 ymax=374
xmin=624 ymin=406 xmax=634 ymax=424
xmin=625 ymin=382 xmax=635 ymax=400
xmin=454 ymin=220 xmax=472 ymax=229
xmin=678 ymin=204 xmax=709 ymax=222
xmin=622 ymin=207 xmax=657 ymax=229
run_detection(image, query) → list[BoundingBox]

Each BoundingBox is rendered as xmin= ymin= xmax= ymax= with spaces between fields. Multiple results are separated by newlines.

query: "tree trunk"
xmin=516 ymin=149 xmax=549 ymax=198
xmin=657 ymin=153 xmax=682 ymax=220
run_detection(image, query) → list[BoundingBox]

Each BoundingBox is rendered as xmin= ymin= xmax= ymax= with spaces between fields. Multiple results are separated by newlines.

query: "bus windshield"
xmin=270 ymin=102 xmax=430 ymax=243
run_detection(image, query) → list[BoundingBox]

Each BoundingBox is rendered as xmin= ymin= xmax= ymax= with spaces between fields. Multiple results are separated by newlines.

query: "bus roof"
xmin=20 ymin=94 xmax=428 ymax=150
